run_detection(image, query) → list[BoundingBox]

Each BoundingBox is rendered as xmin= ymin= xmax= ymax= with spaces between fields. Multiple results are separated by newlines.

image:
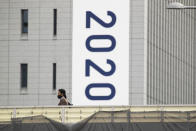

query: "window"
xmin=21 ymin=64 xmax=28 ymax=88
xmin=21 ymin=9 xmax=28 ymax=34
xmin=53 ymin=9 xmax=57 ymax=36
xmin=53 ymin=63 xmax=56 ymax=90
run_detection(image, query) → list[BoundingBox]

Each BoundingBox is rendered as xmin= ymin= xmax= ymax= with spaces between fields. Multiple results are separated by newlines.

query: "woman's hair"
xmin=58 ymin=89 xmax=67 ymax=98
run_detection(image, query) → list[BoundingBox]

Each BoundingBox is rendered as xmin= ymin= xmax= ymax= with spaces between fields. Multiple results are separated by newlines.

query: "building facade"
xmin=0 ymin=0 xmax=72 ymax=106
xmin=147 ymin=0 xmax=196 ymax=104
xmin=0 ymin=0 xmax=195 ymax=106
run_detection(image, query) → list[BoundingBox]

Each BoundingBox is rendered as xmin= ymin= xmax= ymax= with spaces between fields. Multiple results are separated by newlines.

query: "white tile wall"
xmin=129 ymin=0 xmax=146 ymax=105
xmin=0 ymin=0 xmax=72 ymax=106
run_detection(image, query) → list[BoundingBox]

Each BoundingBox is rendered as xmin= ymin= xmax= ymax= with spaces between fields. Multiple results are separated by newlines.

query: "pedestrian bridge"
xmin=0 ymin=106 xmax=196 ymax=123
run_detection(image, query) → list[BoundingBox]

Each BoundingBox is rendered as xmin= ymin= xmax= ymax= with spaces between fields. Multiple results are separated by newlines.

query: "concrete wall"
xmin=129 ymin=0 xmax=147 ymax=105
xmin=0 ymin=0 xmax=72 ymax=106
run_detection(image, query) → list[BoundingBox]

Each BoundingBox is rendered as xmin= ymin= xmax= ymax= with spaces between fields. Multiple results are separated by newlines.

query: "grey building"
xmin=147 ymin=0 xmax=196 ymax=104
xmin=0 ymin=0 xmax=195 ymax=106
xmin=0 ymin=0 xmax=72 ymax=106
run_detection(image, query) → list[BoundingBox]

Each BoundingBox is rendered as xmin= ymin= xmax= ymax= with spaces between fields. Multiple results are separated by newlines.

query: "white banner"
xmin=72 ymin=0 xmax=129 ymax=105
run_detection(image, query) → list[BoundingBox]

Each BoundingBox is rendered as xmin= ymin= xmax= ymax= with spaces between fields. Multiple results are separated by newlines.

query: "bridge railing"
xmin=1 ymin=105 xmax=196 ymax=123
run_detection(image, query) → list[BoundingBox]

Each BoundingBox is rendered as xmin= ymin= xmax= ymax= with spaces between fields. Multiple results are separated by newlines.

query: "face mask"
xmin=57 ymin=95 xmax=62 ymax=99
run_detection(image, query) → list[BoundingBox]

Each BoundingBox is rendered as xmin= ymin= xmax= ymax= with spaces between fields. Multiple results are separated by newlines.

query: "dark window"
xmin=21 ymin=9 xmax=28 ymax=34
xmin=53 ymin=9 xmax=57 ymax=36
xmin=53 ymin=63 xmax=56 ymax=90
xmin=21 ymin=64 xmax=28 ymax=88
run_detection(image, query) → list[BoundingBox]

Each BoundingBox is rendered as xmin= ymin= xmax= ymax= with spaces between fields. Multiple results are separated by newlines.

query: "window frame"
xmin=20 ymin=64 xmax=28 ymax=89
xmin=53 ymin=9 xmax=57 ymax=36
xmin=53 ymin=63 xmax=56 ymax=90
xmin=21 ymin=9 xmax=28 ymax=34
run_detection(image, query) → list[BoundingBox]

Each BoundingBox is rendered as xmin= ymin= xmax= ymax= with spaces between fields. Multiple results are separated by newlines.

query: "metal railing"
xmin=1 ymin=105 xmax=196 ymax=123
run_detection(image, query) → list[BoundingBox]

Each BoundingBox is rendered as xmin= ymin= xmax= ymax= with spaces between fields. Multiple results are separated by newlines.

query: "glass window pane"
xmin=21 ymin=9 xmax=28 ymax=34
xmin=21 ymin=64 xmax=28 ymax=88
xmin=53 ymin=63 xmax=56 ymax=90
xmin=53 ymin=9 xmax=57 ymax=35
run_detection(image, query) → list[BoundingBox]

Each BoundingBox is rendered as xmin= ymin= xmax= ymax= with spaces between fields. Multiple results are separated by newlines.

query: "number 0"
xmin=85 ymin=83 xmax=116 ymax=100
xmin=86 ymin=35 xmax=116 ymax=52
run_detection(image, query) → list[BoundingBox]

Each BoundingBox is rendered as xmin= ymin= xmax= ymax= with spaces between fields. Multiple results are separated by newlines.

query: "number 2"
xmin=86 ymin=59 xmax=116 ymax=77
xmin=86 ymin=11 xmax=116 ymax=28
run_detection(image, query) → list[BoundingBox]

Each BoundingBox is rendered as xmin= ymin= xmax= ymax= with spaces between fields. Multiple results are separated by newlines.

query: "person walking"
xmin=57 ymin=89 xmax=68 ymax=105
